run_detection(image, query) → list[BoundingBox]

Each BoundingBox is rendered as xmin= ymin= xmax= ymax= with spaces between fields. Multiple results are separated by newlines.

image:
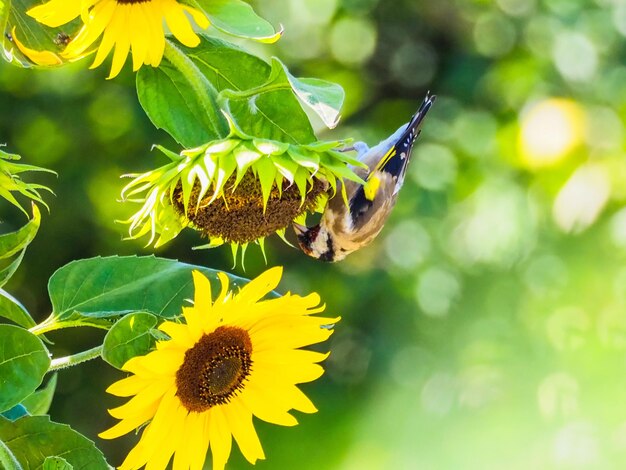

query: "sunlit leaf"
xmin=43 ymin=256 xmax=251 ymax=329
xmin=43 ymin=456 xmax=72 ymax=470
xmin=138 ymin=36 xmax=319 ymax=146
xmin=0 ymin=416 xmax=107 ymax=469
xmin=102 ymin=312 xmax=158 ymax=369
xmin=0 ymin=439 xmax=22 ymax=470
xmin=0 ymin=325 xmax=49 ymax=413
xmin=0 ymin=290 xmax=35 ymax=329
xmin=21 ymin=374 xmax=56 ymax=415
xmin=219 ymin=57 xmax=316 ymax=144
xmin=283 ymin=63 xmax=345 ymax=129
xmin=192 ymin=0 xmax=282 ymax=43
xmin=0 ymin=204 xmax=40 ymax=259
xmin=136 ymin=63 xmax=225 ymax=148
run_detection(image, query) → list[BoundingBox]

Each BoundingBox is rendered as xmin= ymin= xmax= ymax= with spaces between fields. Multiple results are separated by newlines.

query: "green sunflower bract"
xmin=121 ymin=117 xmax=365 ymax=256
xmin=0 ymin=147 xmax=55 ymax=215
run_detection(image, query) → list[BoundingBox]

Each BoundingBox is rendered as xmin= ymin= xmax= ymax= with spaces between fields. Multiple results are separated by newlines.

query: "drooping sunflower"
xmin=27 ymin=0 xmax=210 ymax=78
xmin=100 ymin=267 xmax=337 ymax=470
xmin=120 ymin=117 xmax=365 ymax=258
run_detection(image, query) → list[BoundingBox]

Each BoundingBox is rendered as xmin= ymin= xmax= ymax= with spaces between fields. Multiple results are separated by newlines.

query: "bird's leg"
xmin=338 ymin=141 xmax=370 ymax=158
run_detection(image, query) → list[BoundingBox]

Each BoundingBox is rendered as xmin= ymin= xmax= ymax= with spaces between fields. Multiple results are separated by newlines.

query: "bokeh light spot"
xmin=384 ymin=220 xmax=431 ymax=270
xmin=473 ymin=12 xmax=517 ymax=58
xmin=537 ymin=372 xmax=578 ymax=419
xmin=496 ymin=0 xmax=536 ymax=17
xmin=329 ymin=16 xmax=377 ymax=66
xmin=553 ymin=164 xmax=610 ymax=234
xmin=553 ymin=32 xmax=598 ymax=83
xmin=546 ymin=307 xmax=590 ymax=351
xmin=518 ymin=98 xmax=585 ymax=169
xmin=415 ymin=267 xmax=461 ymax=318
xmin=421 ymin=372 xmax=457 ymax=415
xmin=411 ymin=143 xmax=457 ymax=191
xmin=390 ymin=41 xmax=437 ymax=89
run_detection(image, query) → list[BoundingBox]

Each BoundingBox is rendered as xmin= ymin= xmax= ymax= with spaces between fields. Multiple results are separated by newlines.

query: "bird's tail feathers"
xmin=406 ymin=91 xmax=436 ymax=136
xmin=372 ymin=92 xmax=436 ymax=181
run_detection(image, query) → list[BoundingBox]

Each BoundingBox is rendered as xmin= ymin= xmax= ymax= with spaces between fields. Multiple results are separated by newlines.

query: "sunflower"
xmin=99 ymin=267 xmax=337 ymax=470
xmin=27 ymin=0 xmax=210 ymax=78
xmin=120 ymin=117 xmax=365 ymax=258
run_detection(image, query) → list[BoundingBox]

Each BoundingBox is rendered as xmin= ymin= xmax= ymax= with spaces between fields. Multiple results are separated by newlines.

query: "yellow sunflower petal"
xmin=214 ymin=272 xmax=231 ymax=305
xmin=106 ymin=374 xmax=154 ymax=397
xmin=27 ymin=0 xmax=82 ymax=27
xmin=190 ymin=413 xmax=212 ymax=470
xmin=141 ymin=0 xmax=166 ymax=66
xmin=173 ymin=411 xmax=206 ymax=470
xmin=223 ymin=398 xmax=265 ymax=464
xmin=122 ymin=348 xmax=183 ymax=376
xmin=182 ymin=4 xmax=210 ymax=30
xmin=108 ymin=380 xmax=172 ymax=420
xmin=159 ymin=320 xmax=198 ymax=348
xmin=99 ymin=399 xmax=159 ymax=440
xmin=144 ymin=405 xmax=187 ymax=470
xmin=163 ymin=0 xmax=202 ymax=48
xmin=129 ymin=4 xmax=149 ymax=71
xmin=63 ymin=0 xmax=116 ymax=58
xmin=107 ymin=7 xmax=131 ymax=78
xmin=192 ymin=270 xmax=213 ymax=313
xmin=10 ymin=29 xmax=63 ymax=66
xmin=248 ymin=372 xmax=318 ymax=413
xmin=119 ymin=389 xmax=181 ymax=468
xmin=208 ymin=407 xmax=232 ymax=470
xmin=235 ymin=266 xmax=282 ymax=305
xmin=239 ymin=383 xmax=298 ymax=427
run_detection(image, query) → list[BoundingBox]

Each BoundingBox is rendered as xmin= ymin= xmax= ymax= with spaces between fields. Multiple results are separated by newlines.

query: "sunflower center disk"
xmin=175 ymin=326 xmax=253 ymax=412
xmin=173 ymin=173 xmax=327 ymax=245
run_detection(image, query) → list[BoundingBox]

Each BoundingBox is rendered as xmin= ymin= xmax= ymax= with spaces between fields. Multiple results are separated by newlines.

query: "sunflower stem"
xmin=30 ymin=317 xmax=110 ymax=335
xmin=163 ymin=39 xmax=228 ymax=139
xmin=48 ymin=345 xmax=103 ymax=372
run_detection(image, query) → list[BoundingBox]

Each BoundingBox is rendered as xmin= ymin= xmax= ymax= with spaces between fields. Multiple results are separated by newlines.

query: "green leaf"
xmin=0 ymin=151 xmax=55 ymax=215
xmin=137 ymin=36 xmax=320 ymax=146
xmin=43 ymin=456 xmax=72 ymax=470
xmin=0 ymin=439 xmax=22 ymax=470
xmin=102 ymin=312 xmax=158 ymax=369
xmin=21 ymin=374 xmax=56 ymax=415
xmin=137 ymin=36 xmax=270 ymax=147
xmin=0 ymin=204 xmax=40 ymax=259
xmin=44 ymin=255 xmax=251 ymax=328
xmin=0 ymin=415 xmax=108 ymax=469
xmin=0 ymin=325 xmax=50 ymax=413
xmin=283 ymin=65 xmax=345 ymax=129
xmin=0 ymin=290 xmax=35 ymax=329
xmin=219 ymin=57 xmax=316 ymax=144
xmin=0 ymin=250 xmax=24 ymax=289
xmin=193 ymin=0 xmax=282 ymax=43
xmin=137 ymin=63 xmax=223 ymax=148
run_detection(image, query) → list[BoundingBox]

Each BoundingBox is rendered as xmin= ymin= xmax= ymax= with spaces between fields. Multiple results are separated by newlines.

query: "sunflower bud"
xmin=121 ymin=128 xmax=365 ymax=255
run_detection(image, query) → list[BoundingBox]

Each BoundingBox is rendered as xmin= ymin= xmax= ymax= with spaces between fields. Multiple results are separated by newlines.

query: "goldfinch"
xmin=294 ymin=92 xmax=435 ymax=262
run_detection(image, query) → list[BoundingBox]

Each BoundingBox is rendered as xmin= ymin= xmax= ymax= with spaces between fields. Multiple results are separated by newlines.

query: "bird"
xmin=293 ymin=92 xmax=435 ymax=262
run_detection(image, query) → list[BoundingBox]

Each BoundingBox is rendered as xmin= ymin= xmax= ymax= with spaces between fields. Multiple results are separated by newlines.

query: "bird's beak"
xmin=292 ymin=222 xmax=307 ymax=237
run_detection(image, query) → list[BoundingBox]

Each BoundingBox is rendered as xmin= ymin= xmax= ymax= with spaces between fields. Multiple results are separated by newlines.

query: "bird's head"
xmin=293 ymin=222 xmax=337 ymax=262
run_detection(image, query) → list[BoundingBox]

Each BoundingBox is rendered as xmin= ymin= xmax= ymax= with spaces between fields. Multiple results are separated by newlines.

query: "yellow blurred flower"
xmin=518 ymin=98 xmax=586 ymax=169
xmin=28 ymin=0 xmax=210 ymax=78
xmin=100 ymin=267 xmax=338 ymax=470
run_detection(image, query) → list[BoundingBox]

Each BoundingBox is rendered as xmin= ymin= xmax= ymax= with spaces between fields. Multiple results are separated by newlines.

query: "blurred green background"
xmin=2 ymin=0 xmax=626 ymax=468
